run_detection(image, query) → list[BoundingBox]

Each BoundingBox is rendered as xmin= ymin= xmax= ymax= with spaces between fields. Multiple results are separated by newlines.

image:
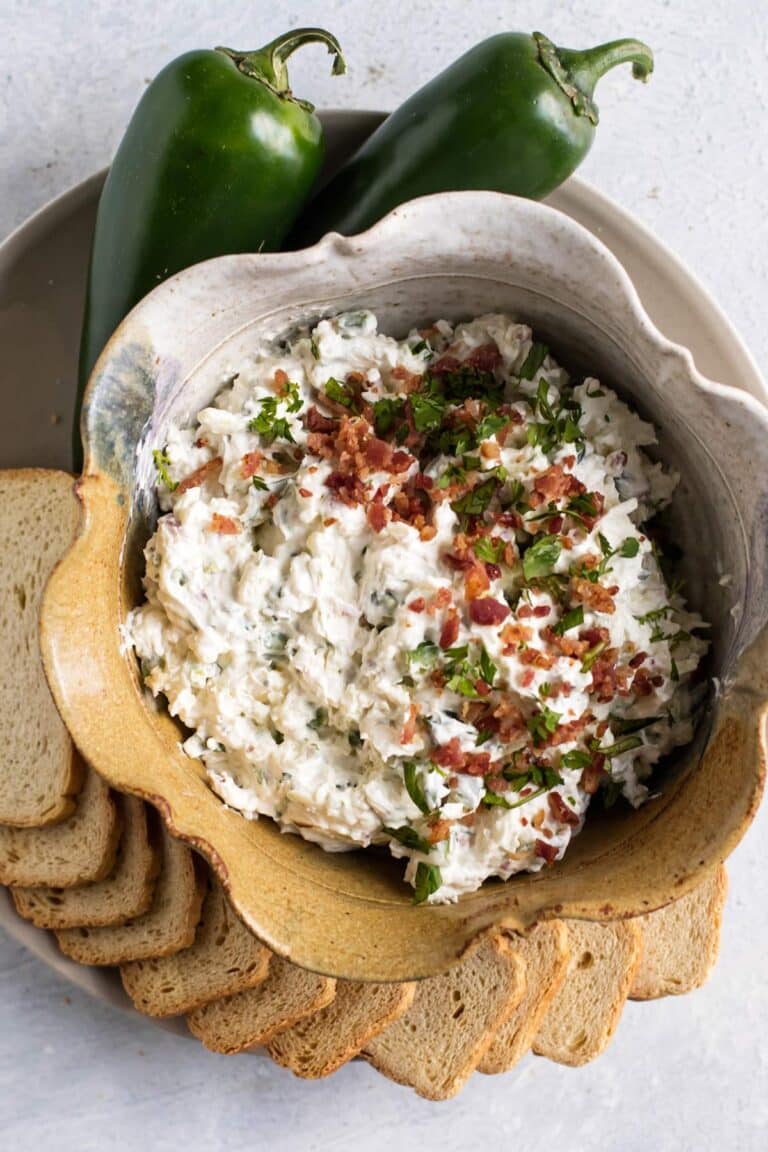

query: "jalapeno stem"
xmin=535 ymin=33 xmax=654 ymax=125
xmin=217 ymin=28 xmax=346 ymax=105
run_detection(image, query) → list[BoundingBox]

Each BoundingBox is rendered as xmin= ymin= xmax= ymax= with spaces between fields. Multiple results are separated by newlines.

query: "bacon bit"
xmin=429 ymin=353 xmax=462 ymax=375
xmin=177 ymin=456 xmax=222 ymax=494
xmin=559 ymin=536 xmax=574 ymax=551
xmin=531 ymin=464 xmax=585 ymax=505
xmin=326 ymin=470 xmax=367 ymax=506
xmin=400 ymin=702 xmax=418 ymax=745
xmin=535 ymin=838 xmax=559 ymax=864
xmin=498 ymin=511 xmax=523 ymax=531
xmin=651 ymin=674 xmax=664 ymax=687
xmin=366 ymin=500 xmax=391 ymax=533
xmin=590 ymin=648 xmax=620 ymax=702
xmin=439 ymin=610 xmax=460 ymax=650
xmin=547 ymin=515 xmax=564 ymax=535
xmin=432 ymin=588 xmax=452 ymax=610
xmin=430 ymin=668 xmax=446 ymax=691
xmin=631 ymin=667 xmax=656 ymax=697
xmin=503 ymin=542 xmax=517 ymax=567
xmin=208 ymin=513 xmax=240 ymax=535
xmin=542 ymin=627 xmax=589 ymax=659
xmin=571 ymin=576 xmax=617 ymax=615
xmin=517 ymin=604 xmax=533 ymax=619
xmin=408 ymin=597 xmax=426 ymax=613
xmin=308 ymin=465 xmax=318 ymax=474
xmin=474 ymin=679 xmax=492 ymax=697
xmin=420 ymin=524 xmax=437 ymax=541
xmin=462 ymin=751 xmax=492 ymax=777
xmin=548 ymin=792 xmax=581 ymax=827
xmin=465 ymin=564 xmax=491 ymax=601
xmin=532 ymin=809 xmax=546 ymax=829
xmin=501 ymin=622 xmax=533 ymax=647
xmin=533 ymin=605 xmax=551 ymax=618
xmin=485 ymin=774 xmax=509 ymax=793
xmin=580 ymin=755 xmax=607 ymax=795
xmin=272 ymin=368 xmax=289 ymax=392
xmin=468 ymin=598 xmax=510 ymax=626
xmin=548 ymin=714 xmax=591 ymax=748
xmin=194 ymin=437 xmax=208 ymax=449
xmin=433 ymin=738 xmax=464 ymax=769
xmin=480 ymin=440 xmax=501 ymax=461
xmin=443 ymin=550 xmax=474 ymax=572
xmin=562 ymin=455 xmax=576 ymax=469
xmin=460 ymin=812 xmax=476 ymax=827
xmin=413 ymin=472 xmax=434 ymax=491
xmin=579 ymin=490 xmax=606 ymax=530
xmin=240 ymin=451 xmax=262 ymax=479
xmin=466 ymin=343 xmax=502 ymax=372
xmin=323 ymin=517 xmax=337 ymax=527
xmin=390 ymin=364 xmax=423 ymax=393
xmin=305 ymin=406 xmax=338 ymax=434
xmin=485 ymin=562 xmax=502 ymax=581
xmin=298 ymin=487 xmax=312 ymax=498
xmin=390 ymin=450 xmax=415 ymax=474
xmin=520 ymin=648 xmax=555 ymax=670
xmin=427 ymin=818 xmax=452 ymax=845
xmin=521 ymin=668 xmax=536 ymax=688
xmin=364 ymin=436 xmax=393 ymax=470
xmin=629 ymin=650 xmax=648 ymax=669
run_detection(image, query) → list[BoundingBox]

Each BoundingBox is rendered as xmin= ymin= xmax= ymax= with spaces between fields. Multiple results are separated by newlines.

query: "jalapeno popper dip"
xmin=128 ymin=312 xmax=708 ymax=904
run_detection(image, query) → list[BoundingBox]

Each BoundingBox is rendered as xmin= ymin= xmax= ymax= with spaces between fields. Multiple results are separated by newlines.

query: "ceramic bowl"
xmin=40 ymin=192 xmax=768 ymax=980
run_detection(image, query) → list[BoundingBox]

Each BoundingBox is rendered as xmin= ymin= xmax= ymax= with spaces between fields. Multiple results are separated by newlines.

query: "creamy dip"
xmin=128 ymin=312 xmax=707 ymax=903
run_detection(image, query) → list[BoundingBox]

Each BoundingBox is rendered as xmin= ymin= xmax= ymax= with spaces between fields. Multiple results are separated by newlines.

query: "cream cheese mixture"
xmin=128 ymin=312 xmax=707 ymax=903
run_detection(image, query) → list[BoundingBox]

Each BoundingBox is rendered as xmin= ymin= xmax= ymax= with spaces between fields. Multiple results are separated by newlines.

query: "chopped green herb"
xmin=406 ymin=640 xmax=440 ymax=669
xmin=410 ymin=391 xmax=446 ymax=433
xmin=552 ymin=605 xmax=584 ymax=636
xmin=473 ymin=536 xmax=505 ymax=564
xmin=522 ymin=536 xmax=562 ymax=581
xmin=609 ymin=714 xmax=662 ymax=737
xmin=247 ymin=396 xmax=296 ymax=444
xmin=580 ymin=639 xmax=608 ymax=673
xmin=561 ymin=749 xmax=592 ymax=771
xmin=310 ymin=338 xmax=320 ymax=360
xmin=520 ymin=342 xmax=548 ymax=381
xmin=620 ymin=537 xmax=640 ymax=558
xmin=403 ymin=761 xmax=431 ymax=814
xmin=526 ymin=379 xmax=584 ymax=456
xmin=152 ymin=448 xmax=178 ymax=491
xmin=478 ymin=646 xmax=497 ymax=687
xmin=603 ymin=779 xmax=624 ymax=809
xmin=451 ymin=477 xmax=498 ymax=518
xmin=475 ymin=412 xmax=508 ymax=442
xmin=597 ymin=735 xmax=643 ymax=758
xmin=414 ymin=862 xmax=443 ymax=903
xmin=476 ymin=729 xmax=494 ymax=746
xmin=373 ymin=396 xmax=405 ymax=436
xmin=410 ymin=339 xmax=430 ymax=356
xmin=325 ymin=377 xmax=358 ymax=411
xmin=585 ymin=382 xmax=606 ymax=398
xmin=308 ymin=707 xmax=328 ymax=731
xmin=526 ymin=706 xmax=561 ymax=746
xmin=384 ymin=825 xmax=432 ymax=854
xmin=251 ymin=476 xmax=268 ymax=492
xmin=670 ymin=658 xmax=680 ymax=681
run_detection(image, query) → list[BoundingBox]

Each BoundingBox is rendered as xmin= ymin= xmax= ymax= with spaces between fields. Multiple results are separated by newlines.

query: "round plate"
xmin=1 ymin=109 xmax=765 ymax=1023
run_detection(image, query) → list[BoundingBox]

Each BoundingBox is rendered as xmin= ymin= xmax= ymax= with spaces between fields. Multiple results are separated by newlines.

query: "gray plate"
xmin=1 ymin=109 xmax=765 ymax=1029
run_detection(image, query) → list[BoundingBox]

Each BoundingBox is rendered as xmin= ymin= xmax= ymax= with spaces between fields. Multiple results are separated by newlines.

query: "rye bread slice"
xmin=532 ymin=919 xmax=642 ymax=1067
xmin=11 ymin=794 xmax=159 ymax=929
xmin=364 ymin=932 xmax=526 ymax=1100
xmin=267 ymin=979 xmax=416 ymax=1079
xmin=630 ymin=867 xmax=728 ymax=1000
xmin=120 ymin=876 xmax=271 ymax=1017
xmin=0 ymin=762 xmax=119 ymax=887
xmin=56 ymin=822 xmax=205 ymax=965
xmin=187 ymin=956 xmax=336 ymax=1054
xmin=479 ymin=920 xmax=570 ymax=1074
xmin=0 ymin=469 xmax=83 ymax=826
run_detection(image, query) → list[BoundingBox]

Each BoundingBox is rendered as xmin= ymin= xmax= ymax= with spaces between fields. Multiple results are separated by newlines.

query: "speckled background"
xmin=1 ymin=2 xmax=767 ymax=1149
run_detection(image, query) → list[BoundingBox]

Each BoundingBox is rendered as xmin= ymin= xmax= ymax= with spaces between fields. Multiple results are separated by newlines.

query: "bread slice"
xmin=10 ymin=794 xmax=159 ymax=929
xmin=188 ymin=957 xmax=336 ymax=1054
xmin=56 ymin=822 xmax=205 ymax=965
xmin=532 ymin=919 xmax=642 ymax=1067
xmin=0 ymin=762 xmax=119 ymax=887
xmin=267 ymin=979 xmax=416 ymax=1079
xmin=120 ymin=876 xmax=272 ymax=1017
xmin=0 ymin=469 xmax=83 ymax=826
xmin=630 ymin=867 xmax=728 ymax=1000
xmin=479 ymin=921 xmax=570 ymax=1074
xmin=364 ymin=932 xmax=526 ymax=1101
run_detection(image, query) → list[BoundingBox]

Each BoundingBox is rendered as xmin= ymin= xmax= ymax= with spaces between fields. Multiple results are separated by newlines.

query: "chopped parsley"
xmin=580 ymin=638 xmax=608 ymax=673
xmin=451 ymin=476 xmax=498 ymax=518
xmin=248 ymin=396 xmax=296 ymax=444
xmin=310 ymin=338 xmax=320 ymax=360
xmin=473 ymin=536 xmax=505 ymax=564
xmin=522 ymin=535 xmax=562 ymax=581
xmin=410 ymin=390 xmax=446 ymax=433
xmin=444 ymin=643 xmax=496 ymax=697
xmin=519 ymin=342 xmax=548 ymax=381
xmin=552 ymin=605 xmax=584 ymax=636
xmin=152 ymin=448 xmax=177 ymax=491
xmin=324 ymin=377 xmax=359 ymax=412
xmin=527 ymin=379 xmax=584 ymax=455
xmin=561 ymin=749 xmax=592 ymax=771
xmin=251 ymin=476 xmax=268 ymax=492
xmin=485 ymin=761 xmax=563 ymax=808
xmin=526 ymin=706 xmax=561 ymax=746
xmin=372 ymin=396 xmax=405 ymax=436
xmin=406 ymin=640 xmax=440 ymax=669
xmin=384 ymin=825 xmax=432 ymax=854
xmin=403 ymin=761 xmax=431 ymax=814
xmin=414 ymin=861 xmax=443 ymax=903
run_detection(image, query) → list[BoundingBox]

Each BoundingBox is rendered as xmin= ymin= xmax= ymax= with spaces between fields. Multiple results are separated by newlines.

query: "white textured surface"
xmin=1 ymin=1 xmax=767 ymax=1149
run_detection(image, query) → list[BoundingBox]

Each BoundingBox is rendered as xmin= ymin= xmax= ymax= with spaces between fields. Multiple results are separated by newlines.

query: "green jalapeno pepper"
xmin=289 ymin=30 xmax=653 ymax=247
xmin=75 ymin=28 xmax=344 ymax=465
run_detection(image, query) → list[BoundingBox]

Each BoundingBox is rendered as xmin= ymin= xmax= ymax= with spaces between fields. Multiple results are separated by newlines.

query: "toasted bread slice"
xmin=188 ymin=957 xmax=336 ymax=1054
xmin=268 ymin=979 xmax=416 ymax=1079
xmin=0 ymin=469 xmax=83 ymax=826
xmin=11 ymin=795 xmax=159 ymax=929
xmin=630 ymin=867 xmax=728 ymax=1000
xmin=120 ymin=876 xmax=271 ymax=1017
xmin=364 ymin=932 xmax=526 ymax=1100
xmin=0 ymin=762 xmax=119 ymax=887
xmin=533 ymin=919 xmax=642 ymax=1067
xmin=479 ymin=921 xmax=570 ymax=1074
xmin=56 ymin=822 xmax=204 ymax=965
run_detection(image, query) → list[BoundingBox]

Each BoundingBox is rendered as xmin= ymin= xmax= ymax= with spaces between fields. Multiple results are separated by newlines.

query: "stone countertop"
xmin=1 ymin=2 xmax=766 ymax=1149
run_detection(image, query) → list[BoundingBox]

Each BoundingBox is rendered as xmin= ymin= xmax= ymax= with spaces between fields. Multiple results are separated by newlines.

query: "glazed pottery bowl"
xmin=41 ymin=192 xmax=768 ymax=980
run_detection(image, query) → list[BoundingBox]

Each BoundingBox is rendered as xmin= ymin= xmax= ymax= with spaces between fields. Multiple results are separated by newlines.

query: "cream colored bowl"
xmin=41 ymin=192 xmax=768 ymax=980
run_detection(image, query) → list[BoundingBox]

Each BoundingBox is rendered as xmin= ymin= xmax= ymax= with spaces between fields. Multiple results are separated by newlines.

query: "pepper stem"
xmin=216 ymin=28 xmax=345 ymax=107
xmin=534 ymin=33 xmax=654 ymax=125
